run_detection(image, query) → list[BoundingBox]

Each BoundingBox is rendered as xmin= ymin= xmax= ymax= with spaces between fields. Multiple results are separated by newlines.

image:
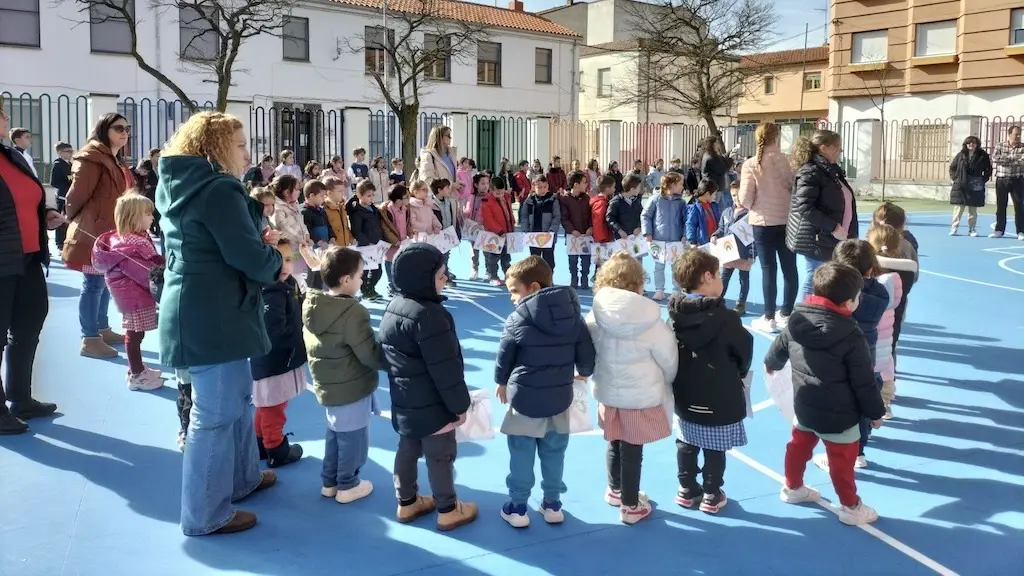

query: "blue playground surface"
xmin=1 ymin=210 xmax=1022 ymax=576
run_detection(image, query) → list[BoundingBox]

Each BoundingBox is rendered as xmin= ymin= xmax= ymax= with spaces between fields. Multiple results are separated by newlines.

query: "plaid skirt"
xmin=122 ymin=306 xmax=158 ymax=332
xmin=599 ymin=404 xmax=671 ymax=445
xmin=676 ymin=419 xmax=748 ymax=452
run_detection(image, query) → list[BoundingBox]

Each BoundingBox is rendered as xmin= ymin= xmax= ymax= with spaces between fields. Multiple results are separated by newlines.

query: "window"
xmin=764 ymin=76 xmax=775 ymax=94
xmin=477 ymin=41 xmax=501 ymax=85
xmin=900 ymin=124 xmax=950 ymax=162
xmin=0 ymin=0 xmax=41 ymax=47
xmin=282 ymin=16 xmax=308 ymax=62
xmin=578 ymin=71 xmax=584 ymax=92
xmin=90 ymin=1 xmax=134 ymax=54
xmin=424 ymin=33 xmax=450 ymax=81
xmin=915 ymin=20 xmax=956 ymax=57
xmin=597 ymin=67 xmax=611 ymax=97
xmin=1012 ymin=9 xmax=1024 ymax=45
xmin=364 ymin=26 xmax=393 ymax=75
xmin=803 ymin=72 xmax=822 ymax=91
xmin=851 ymin=30 xmax=888 ymax=64
xmin=535 ymin=48 xmax=552 ymax=84
xmin=179 ymin=5 xmax=219 ymax=60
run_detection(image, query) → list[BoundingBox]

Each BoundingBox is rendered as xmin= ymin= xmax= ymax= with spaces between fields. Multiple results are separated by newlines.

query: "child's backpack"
xmin=149 ymin=264 xmax=165 ymax=302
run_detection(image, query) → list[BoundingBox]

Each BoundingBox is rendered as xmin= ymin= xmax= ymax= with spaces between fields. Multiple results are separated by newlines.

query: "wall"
xmin=1 ymin=0 xmax=576 ymax=117
xmin=833 ymin=87 xmax=1024 ymax=123
xmin=738 ymin=61 xmax=829 ymax=121
xmin=577 ymin=51 xmax=641 ymax=122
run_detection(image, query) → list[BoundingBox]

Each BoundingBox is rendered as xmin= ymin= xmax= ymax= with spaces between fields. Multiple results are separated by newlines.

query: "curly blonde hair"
xmin=594 ymin=252 xmax=645 ymax=294
xmin=114 ymin=192 xmax=154 ymax=237
xmin=163 ymin=112 xmax=246 ymax=177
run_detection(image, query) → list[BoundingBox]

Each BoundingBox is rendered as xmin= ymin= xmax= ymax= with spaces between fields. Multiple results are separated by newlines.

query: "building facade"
xmin=737 ymin=46 xmax=830 ymax=128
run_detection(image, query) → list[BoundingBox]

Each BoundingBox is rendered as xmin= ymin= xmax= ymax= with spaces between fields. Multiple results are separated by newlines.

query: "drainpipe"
xmin=570 ymin=40 xmax=579 ymax=119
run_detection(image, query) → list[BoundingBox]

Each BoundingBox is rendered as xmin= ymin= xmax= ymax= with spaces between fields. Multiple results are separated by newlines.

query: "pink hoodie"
xmin=456 ymin=168 xmax=479 ymax=220
xmin=91 ymin=231 xmax=164 ymax=314
xmin=409 ymin=197 xmax=441 ymax=235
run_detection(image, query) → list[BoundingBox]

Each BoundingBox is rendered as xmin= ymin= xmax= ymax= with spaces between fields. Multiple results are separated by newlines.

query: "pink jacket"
xmin=874 ymin=255 xmax=918 ymax=380
xmin=409 ymin=197 xmax=441 ymax=234
xmin=737 ymin=145 xmax=794 ymax=226
xmin=456 ymin=169 xmax=480 ymax=220
xmin=91 ymin=231 xmax=164 ymax=314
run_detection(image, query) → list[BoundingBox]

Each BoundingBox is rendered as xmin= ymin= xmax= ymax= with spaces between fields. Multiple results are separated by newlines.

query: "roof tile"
xmin=328 ymin=0 xmax=580 ymax=37
xmin=740 ymin=45 xmax=829 ymax=68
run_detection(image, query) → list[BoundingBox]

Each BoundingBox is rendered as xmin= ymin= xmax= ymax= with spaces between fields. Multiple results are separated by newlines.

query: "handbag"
xmin=455 ymin=389 xmax=495 ymax=443
xmin=967 ymin=175 xmax=986 ymax=193
xmin=764 ymin=363 xmax=795 ymax=424
xmin=568 ymin=378 xmax=593 ymax=434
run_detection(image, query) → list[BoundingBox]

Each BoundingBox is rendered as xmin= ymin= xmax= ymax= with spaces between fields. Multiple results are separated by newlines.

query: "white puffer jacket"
xmin=586 ymin=287 xmax=679 ymax=410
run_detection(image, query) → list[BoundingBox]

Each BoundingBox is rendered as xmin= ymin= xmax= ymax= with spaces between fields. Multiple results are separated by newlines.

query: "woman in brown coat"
xmin=62 ymin=113 xmax=132 ymax=359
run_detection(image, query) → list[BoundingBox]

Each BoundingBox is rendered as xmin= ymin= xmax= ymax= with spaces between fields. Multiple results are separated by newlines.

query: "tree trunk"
xmin=397 ymin=105 xmax=420 ymax=178
xmin=703 ymin=112 xmax=720 ymax=137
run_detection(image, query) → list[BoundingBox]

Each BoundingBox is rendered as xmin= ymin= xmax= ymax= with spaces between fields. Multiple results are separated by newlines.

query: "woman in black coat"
xmin=948 ymin=136 xmax=992 ymax=237
xmin=785 ymin=130 xmax=859 ymax=300
xmin=699 ymin=136 xmax=734 ymax=197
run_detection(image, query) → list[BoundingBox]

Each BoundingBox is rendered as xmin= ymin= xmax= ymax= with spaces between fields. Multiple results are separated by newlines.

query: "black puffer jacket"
xmin=786 ymin=155 xmax=859 ymax=261
xmin=668 ymin=294 xmax=753 ymax=427
xmin=347 ymin=199 xmax=384 ymax=246
xmin=949 ymin=149 xmax=992 ymax=207
xmin=605 ymin=193 xmax=643 ymax=237
xmin=764 ymin=297 xmax=884 ymax=434
xmin=0 ymin=144 xmax=52 ymax=277
xmin=379 ymin=243 xmax=470 ymax=438
xmin=249 ymin=276 xmax=307 ymax=380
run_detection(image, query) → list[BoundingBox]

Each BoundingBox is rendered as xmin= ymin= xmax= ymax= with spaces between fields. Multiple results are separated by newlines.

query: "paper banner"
xmin=298 ymin=244 xmax=322 ymax=271
xmin=354 ymin=240 xmax=392 ymax=270
xmin=461 ymin=219 xmax=483 ymax=242
xmin=566 ymin=234 xmax=594 ymax=256
xmin=648 ymin=241 xmax=686 ymax=264
xmin=699 ymin=234 xmax=741 ymax=265
xmin=504 ymin=232 xmax=528 ymax=253
xmin=473 ymin=231 xmax=505 ymax=254
xmin=729 ymin=214 xmax=754 ymax=246
xmin=525 ymin=232 xmax=556 ymax=249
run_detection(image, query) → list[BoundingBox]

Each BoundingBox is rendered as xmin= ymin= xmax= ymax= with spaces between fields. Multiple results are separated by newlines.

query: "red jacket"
xmin=546 ymin=167 xmax=568 ymax=193
xmin=480 ymin=192 xmax=515 ymax=234
xmin=514 ymin=171 xmax=532 ymax=203
xmin=590 ymin=194 xmax=613 ymax=243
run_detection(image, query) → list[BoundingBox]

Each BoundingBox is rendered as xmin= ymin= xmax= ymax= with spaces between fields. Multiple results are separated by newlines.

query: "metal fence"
xmin=1 ymin=92 xmax=91 ymax=182
xmin=463 ymin=115 xmax=530 ymax=173
xmin=250 ymin=105 xmax=345 ymax=169
xmin=118 ymin=97 xmax=216 ymax=163
xmin=368 ymin=110 xmax=447 ymax=162
xmin=549 ymin=119 xmax=599 ymax=166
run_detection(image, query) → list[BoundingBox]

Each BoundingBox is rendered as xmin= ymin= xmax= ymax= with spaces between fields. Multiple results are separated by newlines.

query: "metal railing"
xmin=118 ymin=97 xmax=216 ymax=163
xmin=1 ymin=92 xmax=90 ymax=182
xmin=250 ymin=106 xmax=345 ymax=169
xmin=368 ymin=110 xmax=448 ymax=162
xmin=464 ymin=115 xmax=530 ymax=173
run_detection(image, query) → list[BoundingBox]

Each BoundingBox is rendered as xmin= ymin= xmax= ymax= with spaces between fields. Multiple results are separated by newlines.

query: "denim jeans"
xmin=721 ymin=267 xmax=749 ymax=303
xmin=323 ymin=425 xmax=370 ymax=490
xmin=799 ymin=255 xmax=826 ymax=302
xmin=384 ymin=260 xmax=395 ymax=293
xmin=79 ymin=273 xmax=111 ymax=338
xmin=180 ymin=359 xmax=263 ymax=536
xmin=652 ymin=260 xmax=678 ymax=292
xmin=753 ymin=225 xmax=798 ymax=319
xmin=506 ymin=432 xmax=569 ymax=506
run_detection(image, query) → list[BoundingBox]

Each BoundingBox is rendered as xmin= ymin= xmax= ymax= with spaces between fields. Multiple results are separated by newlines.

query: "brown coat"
xmin=377 ymin=201 xmax=403 ymax=245
xmin=62 ymin=141 xmax=128 ymax=269
xmin=324 ymin=198 xmax=353 ymax=247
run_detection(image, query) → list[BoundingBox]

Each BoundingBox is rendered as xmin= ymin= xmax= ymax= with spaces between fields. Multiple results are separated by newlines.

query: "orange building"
xmin=737 ymin=46 xmax=831 ymax=128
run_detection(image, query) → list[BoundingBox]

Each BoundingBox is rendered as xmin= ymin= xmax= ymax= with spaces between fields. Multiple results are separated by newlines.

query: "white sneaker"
xmin=1018 ymin=232 xmax=1024 ymax=241
xmin=500 ymin=503 xmax=530 ymax=528
xmin=652 ymin=289 xmax=665 ymax=301
xmin=468 ymin=269 xmax=479 ymax=281
xmin=127 ymin=372 xmax=163 ymax=391
xmin=855 ymin=455 xmax=869 ymax=469
xmin=780 ymin=484 xmax=821 ymax=504
xmin=949 ymin=227 xmax=959 ymax=236
xmin=990 ymin=230 xmax=1004 ymax=238
xmin=751 ymin=315 xmax=777 ymax=333
xmin=774 ymin=311 xmax=789 ymax=329
xmin=176 ymin=432 xmax=186 ymax=452
xmin=335 ymin=479 xmax=373 ymax=503
xmin=883 ymin=405 xmax=893 ymax=420
xmin=838 ymin=501 xmax=879 ymax=525
xmin=620 ymin=493 xmax=653 ymax=525
xmin=321 ymin=486 xmax=338 ymax=498
xmin=540 ymin=501 xmax=564 ymax=524
xmin=969 ymin=228 xmax=978 ymax=237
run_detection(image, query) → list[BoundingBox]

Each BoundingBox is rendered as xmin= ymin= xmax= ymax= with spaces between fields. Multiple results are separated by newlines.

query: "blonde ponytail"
xmin=754 ymin=122 xmax=780 ymax=166
xmin=789 ymin=129 xmax=841 ymax=171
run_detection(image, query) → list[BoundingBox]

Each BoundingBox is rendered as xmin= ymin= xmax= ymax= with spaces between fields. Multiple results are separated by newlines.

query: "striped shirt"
xmin=992 ymin=142 xmax=1024 ymax=178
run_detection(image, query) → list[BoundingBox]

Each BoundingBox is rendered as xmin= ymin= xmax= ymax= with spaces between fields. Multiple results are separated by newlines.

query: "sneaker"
xmin=604 ymin=487 xmax=622 ymax=506
xmin=883 ymin=404 xmax=893 ymax=420
xmin=580 ymin=279 xmax=590 ymax=291
xmin=437 ymin=500 xmax=478 ymax=531
xmin=1018 ymin=232 xmax=1024 ymax=241
xmin=396 ymin=495 xmax=436 ymax=523
xmin=990 ymin=230 xmax=1004 ymax=238
xmin=469 ymin=269 xmax=479 ymax=281
xmin=969 ymin=228 xmax=978 ymax=237
xmin=321 ymin=486 xmax=337 ymax=498
xmin=774 ymin=311 xmax=789 ymax=329
xmin=127 ymin=372 xmax=163 ymax=391
xmin=335 ymin=479 xmax=373 ymax=504
xmin=950 ymin=227 xmax=959 ymax=236
xmin=855 ymin=455 xmax=869 ymax=469
xmin=489 ymin=278 xmax=504 ymax=287
xmin=751 ymin=315 xmax=777 ymax=333
xmin=141 ymin=367 xmax=165 ymax=383
xmin=0 ymin=413 xmax=29 ymax=435
xmin=699 ymin=490 xmax=727 ymax=514
xmin=619 ymin=494 xmax=653 ymax=525
xmin=674 ymin=487 xmax=703 ymax=509
xmin=780 ymin=485 xmax=821 ymax=504
xmin=540 ymin=500 xmax=564 ymax=524
xmin=838 ymin=500 xmax=879 ymax=525
xmin=734 ymin=301 xmax=746 ymax=316
xmin=500 ymin=502 xmax=530 ymax=528
xmin=652 ymin=289 xmax=665 ymax=301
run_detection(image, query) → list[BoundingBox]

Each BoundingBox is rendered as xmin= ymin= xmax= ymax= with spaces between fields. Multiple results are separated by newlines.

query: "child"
xmin=349 ymin=148 xmax=369 ymax=182
xmin=685 ymin=178 xmax=722 ymax=247
xmin=304 ymin=247 xmax=382 ymax=503
xmin=347 ymin=180 xmax=386 ymax=300
xmin=667 ymin=249 xmax=753 ymax=514
xmin=378 ymin=243 xmax=477 ymax=531
xmin=390 ymin=158 xmax=406 ymax=185
xmin=251 ymin=187 xmax=275 ymax=231
xmin=828 ymin=239 xmax=889 ymax=468
xmin=871 ymin=202 xmax=918 ymax=360
xmin=270 ymin=174 xmax=312 ymax=286
xmin=431 ymin=178 xmax=460 ymax=287
xmin=606 ymin=174 xmax=644 ymax=241
xmin=250 ymin=239 xmax=307 ymax=468
xmin=715 ymin=181 xmax=754 ymax=315
xmin=91 ymin=193 xmax=165 ymax=391
xmin=586 ymin=253 xmax=678 ymax=524
xmin=275 ymin=150 xmax=302 ymax=181
xmin=589 ymin=174 xmax=616 ymax=279
xmin=322 ymin=177 xmax=353 ymax=248
xmin=765 ymin=262 xmax=885 ymax=526
xmin=560 ymin=171 xmax=593 ymax=289
xmin=668 ymin=157 xmax=684 ymax=175
xmin=409 ymin=179 xmax=442 ymax=236
xmin=546 ymin=156 xmax=568 ymax=194
xmin=494 ymin=256 xmax=597 ymax=527
xmin=380 ymin=184 xmax=411 ymax=297
xmin=641 ymin=171 xmax=686 ymax=300
xmin=301 ymin=180 xmax=334 ymax=249
xmin=514 ymin=160 xmax=532 ymax=202
xmin=50 ymin=141 xmax=73 ymax=251
xmin=480 ymin=176 xmax=515 ymax=286
xmin=867 ymin=224 xmax=917 ymax=420
xmin=456 ymin=157 xmax=475 ymax=209
xmin=519 ymin=174 xmax=561 ymax=272
xmin=463 ymin=171 xmax=489 ymax=280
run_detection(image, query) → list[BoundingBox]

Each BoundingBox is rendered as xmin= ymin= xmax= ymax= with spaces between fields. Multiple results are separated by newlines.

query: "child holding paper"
xmin=431 ymin=178 xmax=459 ymax=287
xmin=409 ymin=179 xmax=442 ymax=236
xmin=519 ymin=174 xmax=560 ymax=271
xmin=685 ymin=179 xmax=721 ymax=247
xmin=560 ymin=171 xmax=593 ymax=290
xmin=346 ymin=180 xmax=386 ymax=301
xmin=715 ymin=180 xmax=754 ymax=315
xmin=380 ymin=185 xmax=412 ymax=297
xmin=480 ymin=177 xmax=515 ymax=286
xmin=641 ymin=171 xmax=686 ymax=301
xmin=589 ymin=175 xmax=616 ymax=279
xmin=606 ymin=174 xmax=644 ymax=241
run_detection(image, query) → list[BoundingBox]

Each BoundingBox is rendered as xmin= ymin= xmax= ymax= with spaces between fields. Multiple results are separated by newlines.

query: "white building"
xmin=1 ymin=0 xmax=579 ymax=171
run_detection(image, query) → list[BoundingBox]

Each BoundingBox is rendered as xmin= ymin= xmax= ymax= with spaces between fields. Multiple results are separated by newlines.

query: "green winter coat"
xmin=155 ymin=156 xmax=283 ymax=368
xmin=303 ymin=290 xmax=381 ymax=406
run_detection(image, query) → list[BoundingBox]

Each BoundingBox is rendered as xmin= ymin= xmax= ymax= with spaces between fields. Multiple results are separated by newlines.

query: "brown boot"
xmin=80 ymin=337 xmax=118 ymax=359
xmin=212 ymin=510 xmax=257 ymax=534
xmin=396 ymin=495 xmax=436 ymax=523
xmin=436 ymin=501 xmax=478 ymax=531
xmin=99 ymin=328 xmax=124 ymax=346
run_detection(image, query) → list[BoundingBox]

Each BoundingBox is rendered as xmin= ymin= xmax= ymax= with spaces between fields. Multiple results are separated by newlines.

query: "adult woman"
xmin=699 ymin=136 xmax=734 ymax=198
xmin=63 ymin=113 xmax=132 ymax=358
xmin=0 ymin=101 xmax=63 ymax=434
xmin=786 ymin=130 xmax=858 ymax=298
xmin=607 ymin=161 xmax=624 ymax=194
xmin=737 ymin=123 xmax=798 ymax=333
xmin=156 ymin=112 xmax=283 ymax=536
xmin=418 ymin=125 xmax=458 ymax=190
xmin=949 ymin=135 xmax=992 ymax=237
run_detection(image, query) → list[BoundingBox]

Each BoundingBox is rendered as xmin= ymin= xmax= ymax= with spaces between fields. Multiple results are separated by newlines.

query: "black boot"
xmin=266 ymin=436 xmax=303 ymax=468
xmin=0 ymin=413 xmax=29 ymax=435
xmin=257 ymin=436 xmax=268 ymax=460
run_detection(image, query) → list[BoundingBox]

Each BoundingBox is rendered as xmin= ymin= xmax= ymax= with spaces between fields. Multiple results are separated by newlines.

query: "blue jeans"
xmin=322 ymin=425 xmax=370 ymax=490
xmin=653 ymin=260 xmax=678 ymax=292
xmin=506 ymin=431 xmax=569 ymax=506
xmin=753 ymin=225 xmax=798 ymax=319
xmin=799 ymin=255 xmax=825 ymax=302
xmin=180 ymin=360 xmax=263 ymax=536
xmin=79 ymin=273 xmax=111 ymax=337
xmin=384 ymin=260 xmax=395 ymax=293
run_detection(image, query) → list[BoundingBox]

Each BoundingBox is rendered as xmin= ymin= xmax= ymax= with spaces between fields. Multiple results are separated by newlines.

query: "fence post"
xmin=661 ymin=123 xmax=684 ymax=162
xmin=446 ymin=112 xmax=469 ymax=159
xmin=87 ymin=93 xmax=119 ymax=128
xmin=599 ymin=120 xmax=621 ymax=168
xmin=225 ymin=99 xmax=251 ymax=129
xmin=720 ymin=125 xmax=739 ymax=155
xmin=779 ymin=124 xmax=800 ymax=154
xmin=528 ymin=117 xmax=551 ymax=164
xmin=853 ymin=119 xmax=882 ymax=184
xmin=343 ymin=107 xmax=371 ymax=157
xmin=949 ymin=116 xmax=983 ymax=159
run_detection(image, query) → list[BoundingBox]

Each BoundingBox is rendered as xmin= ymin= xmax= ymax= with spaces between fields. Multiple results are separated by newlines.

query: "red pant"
xmin=254 ymin=402 xmax=288 ymax=449
xmin=784 ymin=426 xmax=859 ymax=507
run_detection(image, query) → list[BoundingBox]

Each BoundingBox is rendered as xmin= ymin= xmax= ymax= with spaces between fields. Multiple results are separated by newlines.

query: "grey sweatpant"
xmin=393 ymin=431 xmax=458 ymax=513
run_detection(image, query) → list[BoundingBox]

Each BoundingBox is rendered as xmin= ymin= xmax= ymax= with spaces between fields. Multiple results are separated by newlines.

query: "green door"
xmin=476 ymin=119 xmax=498 ymax=172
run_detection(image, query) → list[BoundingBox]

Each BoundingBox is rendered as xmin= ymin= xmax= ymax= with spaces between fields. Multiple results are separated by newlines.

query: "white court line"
xmin=918 ymin=269 xmax=1024 ymax=293
xmin=452 ymin=289 xmax=959 ymax=576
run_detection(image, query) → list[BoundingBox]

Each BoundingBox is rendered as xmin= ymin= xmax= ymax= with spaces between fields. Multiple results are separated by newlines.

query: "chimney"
xmin=565 ymin=0 xmax=574 ymax=4
xmin=508 ymin=0 xmax=523 ymax=10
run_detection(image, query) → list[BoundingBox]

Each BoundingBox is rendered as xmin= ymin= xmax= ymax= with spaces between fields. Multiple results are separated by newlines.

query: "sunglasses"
xmin=111 ymin=124 xmax=132 ymax=134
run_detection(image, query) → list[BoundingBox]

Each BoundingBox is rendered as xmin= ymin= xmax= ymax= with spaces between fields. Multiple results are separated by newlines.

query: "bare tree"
xmin=345 ymin=0 xmax=485 ymax=170
xmin=59 ymin=0 xmax=296 ymax=111
xmin=613 ymin=0 xmax=780 ymax=134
